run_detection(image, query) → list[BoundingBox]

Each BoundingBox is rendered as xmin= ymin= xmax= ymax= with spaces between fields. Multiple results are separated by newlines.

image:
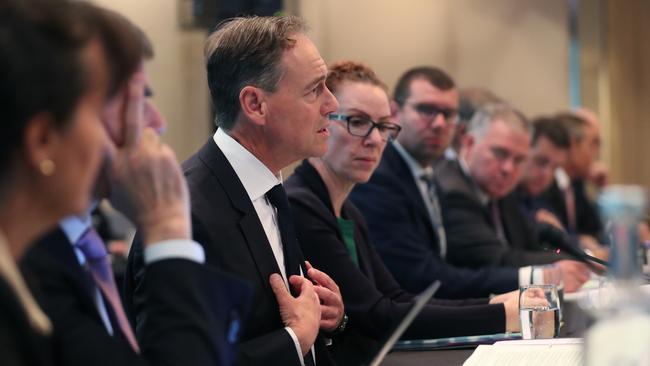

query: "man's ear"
xmin=390 ymin=100 xmax=400 ymax=118
xmin=460 ymin=132 xmax=475 ymax=160
xmin=239 ymin=85 xmax=267 ymax=127
xmin=23 ymin=112 xmax=60 ymax=172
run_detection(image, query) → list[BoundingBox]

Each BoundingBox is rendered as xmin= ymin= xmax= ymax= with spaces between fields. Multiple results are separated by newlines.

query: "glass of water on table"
xmin=519 ymin=284 xmax=561 ymax=339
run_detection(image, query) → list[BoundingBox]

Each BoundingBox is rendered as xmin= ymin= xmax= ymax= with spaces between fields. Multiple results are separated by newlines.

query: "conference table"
xmin=381 ymin=300 xmax=591 ymax=366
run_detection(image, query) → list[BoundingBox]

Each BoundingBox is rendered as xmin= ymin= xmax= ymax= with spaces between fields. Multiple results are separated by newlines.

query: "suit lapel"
xmin=197 ymin=141 xmax=282 ymax=295
xmin=35 ymin=228 xmax=97 ymax=299
xmin=28 ymin=228 xmax=105 ymax=326
xmin=383 ymin=144 xmax=438 ymax=244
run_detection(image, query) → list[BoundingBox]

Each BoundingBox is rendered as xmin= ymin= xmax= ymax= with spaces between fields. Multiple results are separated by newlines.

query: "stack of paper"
xmin=463 ymin=338 xmax=583 ymax=366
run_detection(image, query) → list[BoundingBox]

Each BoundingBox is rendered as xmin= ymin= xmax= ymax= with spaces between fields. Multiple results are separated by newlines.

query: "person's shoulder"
xmin=434 ymin=159 xmax=466 ymax=192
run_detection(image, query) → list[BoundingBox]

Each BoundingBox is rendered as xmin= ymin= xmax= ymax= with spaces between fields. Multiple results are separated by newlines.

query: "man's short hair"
xmin=554 ymin=112 xmax=590 ymax=142
xmin=205 ymin=15 xmax=307 ymax=130
xmin=531 ymin=116 xmax=570 ymax=149
xmin=467 ymin=103 xmax=530 ymax=140
xmin=458 ymin=88 xmax=502 ymax=125
xmin=77 ymin=3 xmax=153 ymax=98
xmin=0 ymin=0 xmax=90 ymax=187
xmin=326 ymin=60 xmax=388 ymax=95
xmin=393 ymin=66 xmax=456 ymax=107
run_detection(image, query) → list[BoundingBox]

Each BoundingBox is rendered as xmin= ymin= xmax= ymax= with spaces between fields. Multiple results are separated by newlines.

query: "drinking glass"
xmin=519 ymin=284 xmax=561 ymax=339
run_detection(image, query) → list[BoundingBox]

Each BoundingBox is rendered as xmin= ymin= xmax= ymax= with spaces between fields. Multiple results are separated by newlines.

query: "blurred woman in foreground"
xmin=285 ymin=61 xmax=519 ymax=365
xmin=0 ymin=1 xmax=109 ymax=363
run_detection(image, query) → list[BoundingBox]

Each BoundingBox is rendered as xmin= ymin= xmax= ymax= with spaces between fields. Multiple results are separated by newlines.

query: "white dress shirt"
xmin=214 ymin=128 xmax=313 ymax=365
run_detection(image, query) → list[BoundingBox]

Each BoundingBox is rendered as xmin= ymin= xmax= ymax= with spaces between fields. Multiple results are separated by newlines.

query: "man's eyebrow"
xmin=304 ymin=74 xmax=326 ymax=90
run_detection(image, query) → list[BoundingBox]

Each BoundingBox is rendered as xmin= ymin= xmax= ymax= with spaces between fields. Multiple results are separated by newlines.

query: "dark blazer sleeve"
xmin=191 ymin=214 xmax=305 ymax=366
xmin=288 ymin=189 xmax=505 ymax=341
xmin=23 ymin=240 xmax=146 ymax=366
xmin=127 ymin=218 xmax=305 ymax=366
xmin=137 ymin=258 xmax=252 ymax=366
xmin=25 ymin=234 xmax=251 ymax=366
xmin=350 ymin=171 xmax=519 ymax=298
xmin=442 ymin=190 xmax=564 ymax=268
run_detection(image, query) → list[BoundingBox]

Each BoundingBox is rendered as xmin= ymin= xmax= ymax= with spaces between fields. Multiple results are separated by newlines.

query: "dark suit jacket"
xmin=126 ymin=140 xmax=335 ymax=366
xmin=21 ymin=226 xmax=250 ymax=366
xmin=436 ymin=159 xmax=565 ymax=268
xmin=349 ymin=143 xmax=519 ymax=298
xmin=541 ymin=178 xmax=604 ymax=240
xmin=285 ymin=160 xmax=504 ymax=364
xmin=0 ymin=275 xmax=52 ymax=366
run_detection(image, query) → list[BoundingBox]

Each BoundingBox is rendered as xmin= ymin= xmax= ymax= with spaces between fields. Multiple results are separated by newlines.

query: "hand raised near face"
xmin=269 ymin=274 xmax=320 ymax=356
xmin=108 ymin=75 xmax=190 ymax=245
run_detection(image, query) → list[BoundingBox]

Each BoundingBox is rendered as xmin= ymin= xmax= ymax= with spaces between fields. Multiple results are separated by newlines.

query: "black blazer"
xmin=541 ymin=178 xmax=604 ymax=240
xmin=285 ymin=161 xmax=505 ymax=364
xmin=349 ymin=143 xmax=519 ymax=298
xmin=21 ymin=226 xmax=250 ymax=366
xmin=435 ymin=159 xmax=565 ymax=268
xmin=0 ymin=275 xmax=52 ymax=366
xmin=126 ymin=140 xmax=335 ymax=366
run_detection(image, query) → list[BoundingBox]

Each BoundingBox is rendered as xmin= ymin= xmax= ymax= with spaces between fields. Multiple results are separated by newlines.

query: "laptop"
xmin=364 ymin=280 xmax=441 ymax=366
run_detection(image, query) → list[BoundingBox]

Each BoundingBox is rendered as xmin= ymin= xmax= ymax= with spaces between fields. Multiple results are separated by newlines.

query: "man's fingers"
xmin=313 ymin=285 xmax=337 ymax=304
xmin=269 ymin=273 xmax=291 ymax=304
xmin=307 ymin=266 xmax=338 ymax=293
xmin=122 ymin=75 xmax=145 ymax=149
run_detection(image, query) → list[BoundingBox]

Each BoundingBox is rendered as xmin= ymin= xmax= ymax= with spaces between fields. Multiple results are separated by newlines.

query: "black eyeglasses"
xmin=409 ymin=103 xmax=459 ymax=124
xmin=328 ymin=114 xmax=401 ymax=141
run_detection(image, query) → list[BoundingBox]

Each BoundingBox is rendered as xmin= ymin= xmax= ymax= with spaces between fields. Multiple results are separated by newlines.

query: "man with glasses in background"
xmin=351 ymin=67 xmax=523 ymax=299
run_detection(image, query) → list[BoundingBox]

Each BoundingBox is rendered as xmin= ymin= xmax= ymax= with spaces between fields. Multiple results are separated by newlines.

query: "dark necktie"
xmin=266 ymin=184 xmax=302 ymax=278
xmin=489 ymin=200 xmax=508 ymax=245
xmin=419 ymin=169 xmax=447 ymax=258
xmin=265 ymin=184 xmax=315 ymax=366
xmin=76 ymin=228 xmax=140 ymax=353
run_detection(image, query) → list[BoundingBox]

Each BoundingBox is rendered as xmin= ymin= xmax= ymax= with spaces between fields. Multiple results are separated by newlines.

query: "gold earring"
xmin=39 ymin=159 xmax=55 ymax=176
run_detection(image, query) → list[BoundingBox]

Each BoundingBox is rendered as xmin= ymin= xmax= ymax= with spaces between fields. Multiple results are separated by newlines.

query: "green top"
xmin=337 ymin=217 xmax=359 ymax=267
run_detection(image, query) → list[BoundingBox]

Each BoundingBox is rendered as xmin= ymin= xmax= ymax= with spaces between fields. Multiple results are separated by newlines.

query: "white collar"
xmin=392 ymin=141 xmax=432 ymax=181
xmin=213 ymin=128 xmax=282 ymax=201
xmin=60 ymin=202 xmax=96 ymax=245
xmin=555 ymin=167 xmax=571 ymax=190
xmin=458 ymin=157 xmax=490 ymax=206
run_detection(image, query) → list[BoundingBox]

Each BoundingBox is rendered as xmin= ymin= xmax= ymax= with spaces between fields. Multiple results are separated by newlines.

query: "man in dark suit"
xmin=350 ymin=67 xmax=536 ymax=299
xmin=20 ymin=4 xmax=251 ymax=365
xmin=515 ymin=116 xmax=570 ymax=226
xmin=126 ymin=16 xmax=345 ymax=366
xmin=541 ymin=111 xmax=608 ymax=255
xmin=436 ymin=103 xmax=590 ymax=290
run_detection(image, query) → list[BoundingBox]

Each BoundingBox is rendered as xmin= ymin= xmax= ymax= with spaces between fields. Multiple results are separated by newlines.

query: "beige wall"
xmin=91 ymin=0 xmax=570 ymax=160
xmin=298 ymin=0 xmax=569 ymax=118
xmin=91 ymin=0 xmax=212 ymax=161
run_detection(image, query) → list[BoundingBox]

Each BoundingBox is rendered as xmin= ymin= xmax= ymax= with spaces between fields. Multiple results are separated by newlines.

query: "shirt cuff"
xmin=143 ymin=239 xmax=205 ymax=265
xmin=518 ymin=266 xmax=533 ymax=286
xmin=284 ymin=327 xmax=305 ymax=366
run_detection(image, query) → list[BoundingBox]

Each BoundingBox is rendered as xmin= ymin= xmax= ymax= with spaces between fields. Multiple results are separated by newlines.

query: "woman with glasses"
xmin=285 ymin=61 xmax=519 ymax=364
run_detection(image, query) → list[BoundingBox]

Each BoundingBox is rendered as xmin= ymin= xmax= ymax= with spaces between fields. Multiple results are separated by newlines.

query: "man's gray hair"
xmin=467 ymin=103 xmax=530 ymax=141
xmin=205 ymin=15 xmax=308 ymax=130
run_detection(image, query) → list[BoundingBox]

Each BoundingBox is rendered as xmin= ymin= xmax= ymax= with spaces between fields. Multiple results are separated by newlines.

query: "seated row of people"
xmin=3 ymin=1 xmax=601 ymax=365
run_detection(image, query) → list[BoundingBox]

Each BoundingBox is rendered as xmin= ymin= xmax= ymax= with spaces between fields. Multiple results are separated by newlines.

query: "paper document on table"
xmin=463 ymin=343 xmax=582 ymax=366
xmin=494 ymin=337 xmax=582 ymax=346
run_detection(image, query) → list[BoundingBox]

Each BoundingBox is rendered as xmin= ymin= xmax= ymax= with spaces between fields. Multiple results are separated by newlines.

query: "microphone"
xmin=536 ymin=222 xmax=609 ymax=269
